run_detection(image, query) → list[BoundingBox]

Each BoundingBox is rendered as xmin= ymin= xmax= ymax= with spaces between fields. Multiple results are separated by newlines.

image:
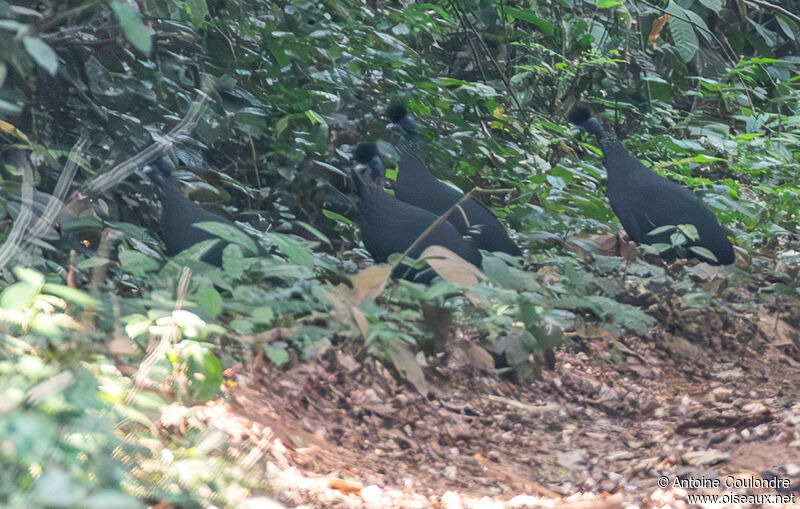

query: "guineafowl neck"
xmin=601 ymin=138 xmax=641 ymax=179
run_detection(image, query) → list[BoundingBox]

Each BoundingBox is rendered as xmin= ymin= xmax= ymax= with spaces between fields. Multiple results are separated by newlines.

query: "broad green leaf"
xmin=42 ymin=284 xmax=99 ymax=307
xmin=119 ymin=250 xmax=161 ymax=276
xmin=596 ymin=0 xmax=623 ymax=8
xmin=195 ymin=286 xmax=223 ymax=319
xmin=263 ymin=232 xmax=315 ymax=267
xmin=666 ymin=3 xmax=698 ymax=62
xmin=22 ymin=37 xmax=58 ymax=76
xmin=0 ymin=282 xmax=38 ymax=310
xmin=109 ymin=0 xmax=152 ymax=54
xmin=184 ymin=0 xmax=209 ymax=30
xmin=776 ymin=15 xmax=797 ymax=41
xmin=265 ymin=345 xmax=290 ymax=366
xmin=194 ymin=221 xmax=258 ymax=255
xmin=689 ymin=245 xmax=719 ymax=262
xmin=504 ymin=7 xmax=555 ymax=36
xmin=697 ymin=0 xmax=722 ymax=12
xmin=677 ymin=224 xmax=699 ymax=241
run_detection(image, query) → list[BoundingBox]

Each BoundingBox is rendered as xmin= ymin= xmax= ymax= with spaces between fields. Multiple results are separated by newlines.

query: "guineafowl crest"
xmin=567 ymin=103 xmax=593 ymax=125
xmin=386 ymin=103 xmax=407 ymax=123
xmin=567 ymin=103 xmax=606 ymax=140
xmin=353 ymin=142 xmax=378 ymax=164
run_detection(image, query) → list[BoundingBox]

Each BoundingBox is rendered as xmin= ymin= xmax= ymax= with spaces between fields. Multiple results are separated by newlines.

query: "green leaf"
xmin=666 ymin=3 xmax=699 ymax=62
xmin=0 ymin=282 xmax=38 ymax=310
xmin=776 ymin=15 xmax=797 ymax=41
xmin=305 ymin=109 xmax=326 ymax=126
xmin=109 ymin=0 xmax=152 ymax=55
xmin=184 ymin=0 xmax=209 ymax=30
xmin=195 ymin=286 xmax=223 ymax=319
xmin=596 ymin=0 xmax=623 ymax=8
xmin=42 ymin=284 xmax=99 ymax=307
xmin=696 ymin=0 xmax=722 ymax=13
xmin=504 ymin=7 xmax=555 ymax=36
xmin=180 ymin=341 xmax=223 ymax=400
xmin=221 ymin=244 xmax=244 ymax=279
xmin=22 ymin=37 xmax=58 ymax=76
xmin=265 ymin=345 xmax=290 ymax=366
xmin=296 ymin=220 xmax=331 ymax=247
xmin=194 ymin=222 xmax=258 ymax=255
xmin=677 ymin=224 xmax=699 ymax=242
xmin=263 ymin=232 xmax=315 ymax=267
xmin=13 ymin=266 xmax=45 ymax=287
xmin=645 ymin=224 xmax=677 ymax=236
xmin=322 ymin=209 xmax=354 ymax=225
xmin=689 ymin=245 xmax=719 ymax=262
xmin=119 ymin=250 xmax=161 ymax=276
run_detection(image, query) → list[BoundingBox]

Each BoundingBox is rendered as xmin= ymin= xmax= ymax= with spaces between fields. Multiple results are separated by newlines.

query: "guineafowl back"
xmin=389 ymin=108 xmax=521 ymax=256
xmin=147 ymin=158 xmax=235 ymax=265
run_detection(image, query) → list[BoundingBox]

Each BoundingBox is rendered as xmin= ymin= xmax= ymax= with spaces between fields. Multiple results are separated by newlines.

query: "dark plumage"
xmin=146 ymin=157 xmax=238 ymax=266
xmin=386 ymin=104 xmax=521 ymax=256
xmin=352 ymin=142 xmax=482 ymax=282
xmin=568 ymin=103 xmax=735 ymax=265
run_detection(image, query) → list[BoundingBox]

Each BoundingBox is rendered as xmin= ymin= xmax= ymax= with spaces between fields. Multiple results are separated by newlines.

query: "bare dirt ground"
xmin=202 ymin=288 xmax=800 ymax=508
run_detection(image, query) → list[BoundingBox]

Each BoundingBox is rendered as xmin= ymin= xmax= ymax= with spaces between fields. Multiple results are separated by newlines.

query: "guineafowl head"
xmin=386 ymin=103 xmax=418 ymax=136
xmin=352 ymin=142 xmax=385 ymax=180
xmin=567 ymin=103 xmax=606 ymax=140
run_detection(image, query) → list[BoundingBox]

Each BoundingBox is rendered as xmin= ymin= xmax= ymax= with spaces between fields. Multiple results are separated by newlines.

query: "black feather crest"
xmin=353 ymin=142 xmax=378 ymax=164
xmin=386 ymin=103 xmax=407 ymax=123
xmin=567 ymin=103 xmax=593 ymax=125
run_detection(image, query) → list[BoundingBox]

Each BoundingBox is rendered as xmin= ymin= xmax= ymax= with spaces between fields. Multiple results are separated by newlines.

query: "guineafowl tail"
xmin=568 ymin=103 xmax=606 ymax=140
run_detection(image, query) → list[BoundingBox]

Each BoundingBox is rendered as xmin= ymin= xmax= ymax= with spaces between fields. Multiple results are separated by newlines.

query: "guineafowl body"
xmin=568 ymin=104 xmax=735 ymax=265
xmin=352 ymin=142 xmax=482 ymax=282
xmin=386 ymin=104 xmax=521 ymax=257
xmin=147 ymin=157 xmax=239 ymax=266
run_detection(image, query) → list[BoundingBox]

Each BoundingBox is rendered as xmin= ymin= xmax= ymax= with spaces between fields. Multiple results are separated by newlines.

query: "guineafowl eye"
xmin=568 ymin=103 xmax=735 ymax=265
xmin=351 ymin=142 xmax=482 ymax=283
xmin=385 ymin=102 xmax=521 ymax=257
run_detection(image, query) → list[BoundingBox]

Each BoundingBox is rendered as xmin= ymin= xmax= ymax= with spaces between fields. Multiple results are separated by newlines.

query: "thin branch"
xmin=85 ymin=82 xmax=214 ymax=196
xmin=392 ymin=186 xmax=487 ymax=276
xmin=450 ymin=8 xmax=489 ymax=83
xmin=744 ymin=0 xmax=800 ymax=23
xmin=447 ymin=0 xmax=530 ymax=125
xmin=27 ymin=134 xmax=88 ymax=240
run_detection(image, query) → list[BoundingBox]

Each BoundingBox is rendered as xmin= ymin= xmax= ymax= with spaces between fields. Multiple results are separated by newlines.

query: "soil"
xmin=178 ymin=254 xmax=800 ymax=508
xmin=217 ymin=287 xmax=800 ymax=508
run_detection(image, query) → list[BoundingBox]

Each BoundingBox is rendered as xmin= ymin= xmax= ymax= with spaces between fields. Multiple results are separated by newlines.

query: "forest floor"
xmin=175 ymin=264 xmax=800 ymax=508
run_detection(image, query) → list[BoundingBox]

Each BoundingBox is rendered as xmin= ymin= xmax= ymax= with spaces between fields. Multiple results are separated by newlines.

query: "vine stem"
xmin=447 ymin=0 xmax=530 ymax=126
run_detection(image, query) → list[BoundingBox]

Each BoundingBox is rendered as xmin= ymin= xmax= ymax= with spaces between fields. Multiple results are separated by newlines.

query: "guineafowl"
xmin=386 ymin=103 xmax=521 ymax=257
xmin=568 ymin=103 xmax=735 ymax=265
xmin=352 ymin=142 xmax=482 ymax=282
xmin=146 ymin=157 xmax=241 ymax=266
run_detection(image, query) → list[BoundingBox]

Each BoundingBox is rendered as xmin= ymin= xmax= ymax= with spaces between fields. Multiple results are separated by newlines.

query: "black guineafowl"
xmin=386 ymin=104 xmax=521 ymax=257
xmin=352 ymin=142 xmax=482 ymax=282
xmin=146 ymin=157 xmax=240 ymax=266
xmin=568 ymin=104 xmax=735 ymax=265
